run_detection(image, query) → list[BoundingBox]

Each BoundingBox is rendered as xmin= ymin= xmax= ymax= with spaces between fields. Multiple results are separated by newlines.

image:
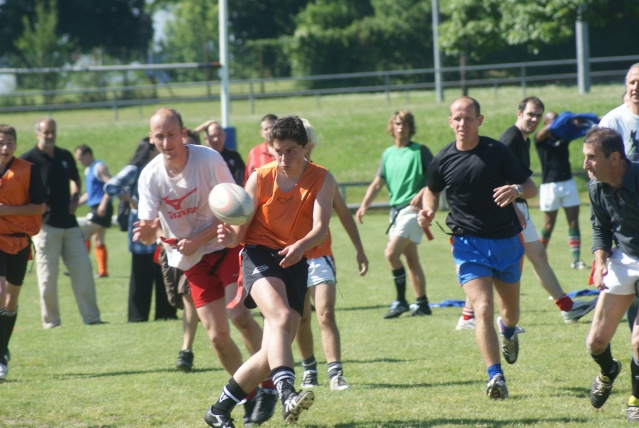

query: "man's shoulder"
xmin=20 ymin=146 xmax=40 ymax=160
xmin=601 ymin=104 xmax=634 ymax=124
xmin=498 ymin=125 xmax=521 ymax=145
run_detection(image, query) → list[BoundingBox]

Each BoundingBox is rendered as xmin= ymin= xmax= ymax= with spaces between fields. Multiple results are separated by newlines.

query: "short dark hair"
xmin=269 ymin=116 xmax=308 ymax=147
xmin=519 ymin=96 xmax=544 ymax=112
xmin=0 ymin=124 xmax=17 ymax=142
xmin=584 ymin=127 xmax=626 ymax=160
xmin=75 ymin=144 xmax=93 ymax=156
xmin=185 ymin=128 xmax=201 ymax=145
xmin=261 ymin=114 xmax=278 ymax=123
xmin=387 ymin=110 xmax=416 ymax=138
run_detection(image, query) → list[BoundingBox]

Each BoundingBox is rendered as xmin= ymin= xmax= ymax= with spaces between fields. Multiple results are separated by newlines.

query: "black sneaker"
xmin=590 ymin=359 xmax=622 ymax=408
xmin=383 ymin=300 xmax=410 ymax=319
xmin=243 ymin=390 xmax=259 ymax=426
xmin=176 ymin=349 xmax=194 ymax=372
xmin=247 ymin=388 xmax=278 ymax=425
xmin=282 ymin=390 xmax=314 ymax=424
xmin=204 ymin=407 xmax=234 ymax=428
xmin=300 ymin=369 xmax=319 ymax=389
xmin=408 ymin=302 xmax=432 ymax=316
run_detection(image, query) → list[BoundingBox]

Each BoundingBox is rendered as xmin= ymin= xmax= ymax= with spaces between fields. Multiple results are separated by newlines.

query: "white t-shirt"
xmin=599 ymin=103 xmax=639 ymax=161
xmin=138 ymin=145 xmax=234 ymax=270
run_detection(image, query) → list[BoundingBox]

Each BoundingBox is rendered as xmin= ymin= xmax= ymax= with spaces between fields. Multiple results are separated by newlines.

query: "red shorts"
xmin=183 ymin=246 xmax=240 ymax=308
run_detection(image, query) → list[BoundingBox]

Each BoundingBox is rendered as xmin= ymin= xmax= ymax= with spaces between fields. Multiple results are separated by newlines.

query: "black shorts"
xmin=86 ymin=202 xmax=114 ymax=228
xmin=241 ymin=244 xmax=308 ymax=315
xmin=0 ymin=244 xmax=31 ymax=286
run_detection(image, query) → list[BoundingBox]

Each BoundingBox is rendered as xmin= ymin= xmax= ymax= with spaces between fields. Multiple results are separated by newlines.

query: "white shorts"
xmin=389 ymin=205 xmax=423 ymax=244
xmin=516 ymin=202 xmax=539 ymax=243
xmin=539 ymin=179 xmax=580 ymax=212
xmin=602 ymin=249 xmax=639 ymax=296
xmin=307 ymin=256 xmax=336 ymax=287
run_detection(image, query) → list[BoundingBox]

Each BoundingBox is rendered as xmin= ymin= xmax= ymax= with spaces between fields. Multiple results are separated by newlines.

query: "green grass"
xmin=1 ymin=208 xmax=631 ymax=427
xmin=1 ymin=85 xmax=633 ymax=426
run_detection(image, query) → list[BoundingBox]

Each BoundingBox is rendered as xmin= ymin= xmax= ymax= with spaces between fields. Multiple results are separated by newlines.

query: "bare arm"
xmin=332 ymin=190 xmax=368 ymax=276
xmin=493 ymin=177 xmax=538 ymax=208
xmin=194 ymin=119 xmax=216 ymax=134
xmin=418 ymin=186 xmax=440 ymax=228
xmin=69 ymin=178 xmax=81 ymax=214
xmin=592 ymin=249 xmax=609 ymax=291
xmin=355 ymin=176 xmax=385 ymax=224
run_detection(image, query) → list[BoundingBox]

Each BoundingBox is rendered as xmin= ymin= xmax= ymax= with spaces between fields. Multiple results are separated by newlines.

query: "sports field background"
xmin=1 ymin=85 xmax=630 ymax=427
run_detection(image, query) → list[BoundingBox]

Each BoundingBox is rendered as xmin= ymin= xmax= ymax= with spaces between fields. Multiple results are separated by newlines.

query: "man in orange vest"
xmin=0 ymin=124 xmax=46 ymax=382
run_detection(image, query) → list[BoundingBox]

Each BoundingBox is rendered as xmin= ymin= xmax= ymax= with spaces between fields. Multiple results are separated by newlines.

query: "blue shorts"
xmin=451 ymin=235 xmax=524 ymax=286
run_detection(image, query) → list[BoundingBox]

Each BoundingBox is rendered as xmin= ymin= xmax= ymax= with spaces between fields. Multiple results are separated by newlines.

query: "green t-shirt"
xmin=377 ymin=141 xmax=433 ymax=207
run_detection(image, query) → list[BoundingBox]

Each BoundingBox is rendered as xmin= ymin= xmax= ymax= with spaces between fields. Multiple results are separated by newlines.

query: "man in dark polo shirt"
xmin=21 ymin=117 xmax=102 ymax=329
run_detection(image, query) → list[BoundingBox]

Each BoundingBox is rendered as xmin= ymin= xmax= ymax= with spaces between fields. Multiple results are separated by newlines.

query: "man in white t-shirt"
xmin=599 ymin=63 xmax=639 ymax=161
xmin=134 ymin=107 xmax=272 ymax=425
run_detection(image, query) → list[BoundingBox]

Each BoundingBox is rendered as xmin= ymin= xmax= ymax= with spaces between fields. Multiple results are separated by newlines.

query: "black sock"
xmin=591 ymin=344 xmax=616 ymax=376
xmin=327 ymin=361 xmax=342 ymax=379
xmin=392 ymin=267 xmax=406 ymax=302
xmin=302 ymin=356 xmax=317 ymax=372
xmin=0 ymin=307 xmax=17 ymax=364
xmin=212 ymin=377 xmax=247 ymax=415
xmin=416 ymin=295 xmax=429 ymax=306
xmin=272 ymin=366 xmax=296 ymax=401
xmin=632 ymin=357 xmax=639 ymax=399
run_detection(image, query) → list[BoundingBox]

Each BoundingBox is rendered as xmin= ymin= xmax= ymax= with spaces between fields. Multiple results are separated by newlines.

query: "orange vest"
xmin=305 ymin=227 xmax=333 ymax=259
xmin=245 ymin=161 xmax=328 ymax=250
xmin=0 ymin=158 xmax=43 ymax=253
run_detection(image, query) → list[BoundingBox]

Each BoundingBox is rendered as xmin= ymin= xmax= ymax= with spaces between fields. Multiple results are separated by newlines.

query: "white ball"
xmin=208 ymin=182 xmax=254 ymax=226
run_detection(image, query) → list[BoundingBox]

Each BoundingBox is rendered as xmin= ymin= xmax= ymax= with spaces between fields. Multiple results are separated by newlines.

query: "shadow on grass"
xmin=356 ymin=379 xmax=479 ymax=389
xmin=51 ymin=366 xmax=224 ymax=379
xmin=317 ymin=416 xmax=592 ymax=427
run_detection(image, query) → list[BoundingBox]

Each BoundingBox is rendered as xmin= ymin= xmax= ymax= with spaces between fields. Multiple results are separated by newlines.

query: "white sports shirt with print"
xmin=137 ymin=144 xmax=234 ymax=270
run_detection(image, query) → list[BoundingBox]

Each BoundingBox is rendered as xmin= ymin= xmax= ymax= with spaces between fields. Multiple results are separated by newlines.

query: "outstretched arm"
xmin=355 ymin=176 xmax=385 ymax=224
xmin=333 ymin=190 xmax=368 ymax=276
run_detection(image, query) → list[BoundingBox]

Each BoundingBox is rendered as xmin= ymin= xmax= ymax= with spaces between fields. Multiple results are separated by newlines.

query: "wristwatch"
xmin=513 ymin=185 xmax=523 ymax=196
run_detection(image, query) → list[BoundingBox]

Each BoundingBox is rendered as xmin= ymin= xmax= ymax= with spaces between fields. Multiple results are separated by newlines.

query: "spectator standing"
xmin=0 ymin=124 xmax=45 ymax=381
xmin=21 ymin=117 xmax=102 ymax=328
xmin=196 ymin=119 xmax=245 ymax=185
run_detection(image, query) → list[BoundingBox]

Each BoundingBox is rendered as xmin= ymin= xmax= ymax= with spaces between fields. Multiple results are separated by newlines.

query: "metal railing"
xmin=0 ymin=55 xmax=637 ymax=117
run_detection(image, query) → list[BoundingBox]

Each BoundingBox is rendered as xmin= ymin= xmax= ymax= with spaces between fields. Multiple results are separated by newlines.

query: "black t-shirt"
xmin=221 ymin=148 xmax=246 ymax=186
xmin=499 ymin=125 xmax=533 ymax=203
xmin=534 ymin=133 xmax=572 ymax=184
xmin=21 ymin=145 xmax=80 ymax=228
xmin=427 ymin=136 xmax=530 ymax=239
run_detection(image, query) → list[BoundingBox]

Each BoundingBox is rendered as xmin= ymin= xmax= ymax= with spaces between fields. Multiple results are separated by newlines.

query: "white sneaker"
xmin=329 ymin=373 xmax=350 ymax=391
xmin=0 ymin=362 xmax=7 ymax=382
xmin=456 ymin=316 xmax=476 ymax=331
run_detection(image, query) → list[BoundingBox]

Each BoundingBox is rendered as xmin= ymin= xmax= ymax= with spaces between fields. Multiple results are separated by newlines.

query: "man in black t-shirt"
xmin=21 ymin=117 xmax=102 ymax=329
xmin=196 ymin=119 xmax=246 ymax=185
xmin=418 ymin=97 xmax=537 ymax=400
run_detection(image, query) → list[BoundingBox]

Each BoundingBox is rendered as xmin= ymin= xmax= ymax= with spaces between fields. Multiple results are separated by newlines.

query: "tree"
xmin=13 ymin=0 xmax=73 ymax=101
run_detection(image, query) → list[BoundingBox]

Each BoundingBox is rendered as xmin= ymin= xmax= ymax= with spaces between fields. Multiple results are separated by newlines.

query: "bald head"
xmin=205 ymin=121 xmax=226 ymax=152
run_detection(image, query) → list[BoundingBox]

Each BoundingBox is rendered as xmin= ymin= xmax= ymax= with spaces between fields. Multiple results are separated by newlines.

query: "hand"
xmin=356 ymin=251 xmax=369 ymax=276
xmin=176 ymin=238 xmax=198 ymax=256
xmin=493 ymin=185 xmax=518 ymax=208
xmin=417 ymin=209 xmax=435 ymax=229
xmin=69 ymin=198 xmax=79 ymax=215
xmin=217 ymin=223 xmax=237 ymax=247
xmin=96 ymin=202 xmax=107 ymax=218
xmin=592 ymin=263 xmax=608 ymax=291
xmin=355 ymin=207 xmax=365 ymax=224
xmin=278 ymin=242 xmax=304 ymax=268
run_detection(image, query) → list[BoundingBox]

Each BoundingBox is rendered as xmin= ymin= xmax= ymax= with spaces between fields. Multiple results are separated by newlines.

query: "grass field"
xmin=0 ymin=207 xmax=631 ymax=427
xmin=1 ymin=84 xmax=634 ymax=427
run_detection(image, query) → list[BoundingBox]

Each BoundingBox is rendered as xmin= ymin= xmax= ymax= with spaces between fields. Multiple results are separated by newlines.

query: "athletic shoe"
xmin=408 ymin=302 xmax=432 ymax=316
xmin=562 ymin=298 xmax=597 ymax=323
xmin=329 ymin=373 xmax=350 ymax=391
xmin=176 ymin=349 xmax=194 ymax=372
xmin=497 ymin=316 xmax=525 ymax=365
xmin=204 ymin=407 xmax=234 ymax=428
xmin=570 ymin=260 xmax=587 ymax=270
xmin=455 ymin=316 xmax=476 ymax=331
xmin=486 ymin=374 xmax=508 ymax=399
xmin=247 ymin=388 xmax=277 ymax=425
xmin=383 ymin=300 xmax=410 ymax=319
xmin=627 ymin=405 xmax=639 ymax=422
xmin=0 ymin=362 xmax=7 ymax=383
xmin=282 ymin=390 xmax=314 ymax=424
xmin=590 ymin=359 xmax=622 ymax=408
xmin=300 ymin=369 xmax=318 ymax=389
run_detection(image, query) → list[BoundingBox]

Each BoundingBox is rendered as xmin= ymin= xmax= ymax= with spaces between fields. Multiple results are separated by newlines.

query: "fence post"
xmin=249 ymin=80 xmax=255 ymax=114
xmin=112 ymin=90 xmax=118 ymax=121
xmin=385 ymin=73 xmax=390 ymax=106
xmin=521 ymin=65 xmax=526 ymax=97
